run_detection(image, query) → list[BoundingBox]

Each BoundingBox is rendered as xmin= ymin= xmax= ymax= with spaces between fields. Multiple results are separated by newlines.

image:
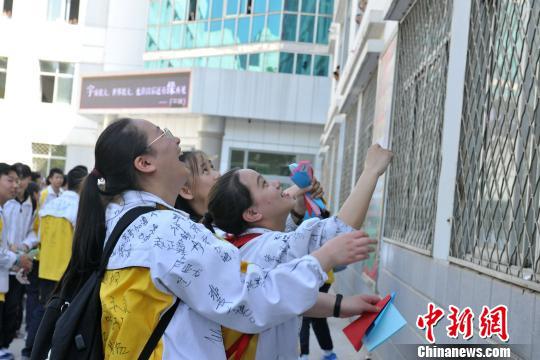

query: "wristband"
xmin=333 ymin=293 xmax=343 ymax=317
xmin=290 ymin=208 xmax=304 ymax=224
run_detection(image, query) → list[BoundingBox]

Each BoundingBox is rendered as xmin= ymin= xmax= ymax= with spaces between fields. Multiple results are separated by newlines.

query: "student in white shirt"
xmin=0 ymin=163 xmax=33 ymax=360
xmin=37 ymin=168 xmax=64 ymax=210
xmin=203 ymin=144 xmax=393 ymax=359
xmin=47 ymin=118 xmax=372 ymax=360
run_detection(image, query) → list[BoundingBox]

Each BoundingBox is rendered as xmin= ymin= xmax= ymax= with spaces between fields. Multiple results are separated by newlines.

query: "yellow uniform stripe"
xmin=100 ymin=267 xmax=174 ymax=359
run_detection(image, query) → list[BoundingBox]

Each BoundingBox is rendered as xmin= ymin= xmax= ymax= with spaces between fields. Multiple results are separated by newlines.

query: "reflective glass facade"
xmin=146 ymin=0 xmax=333 ymax=76
xmin=145 ymin=52 xmax=329 ymax=76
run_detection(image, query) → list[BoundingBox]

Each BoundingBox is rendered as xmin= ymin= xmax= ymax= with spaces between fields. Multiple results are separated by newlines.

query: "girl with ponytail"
xmin=41 ymin=118 xmax=372 ymax=359
xmin=176 ymin=149 xmax=392 ymax=359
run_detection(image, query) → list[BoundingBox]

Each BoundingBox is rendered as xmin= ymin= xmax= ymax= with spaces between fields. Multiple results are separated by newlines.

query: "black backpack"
xmin=45 ymin=206 xmax=180 ymax=360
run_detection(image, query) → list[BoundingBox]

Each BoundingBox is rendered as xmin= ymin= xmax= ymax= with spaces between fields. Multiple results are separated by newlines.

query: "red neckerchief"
xmin=224 ymin=233 xmax=261 ymax=249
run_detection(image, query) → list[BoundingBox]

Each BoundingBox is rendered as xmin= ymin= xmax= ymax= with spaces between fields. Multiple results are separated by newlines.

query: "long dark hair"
xmin=58 ymin=118 xmax=149 ymax=293
xmin=174 ymin=151 xmax=205 ymax=222
xmin=205 ymin=169 xmax=253 ymax=236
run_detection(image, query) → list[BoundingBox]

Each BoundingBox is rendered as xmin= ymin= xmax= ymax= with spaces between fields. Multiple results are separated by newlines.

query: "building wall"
xmin=220 ymin=117 xmax=323 ymax=171
xmin=323 ymin=1 xmax=540 ymax=359
xmin=0 ymin=0 xmax=148 ymax=172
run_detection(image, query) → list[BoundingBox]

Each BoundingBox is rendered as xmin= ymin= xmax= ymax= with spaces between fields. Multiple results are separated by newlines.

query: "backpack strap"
xmin=96 ymin=206 xmax=181 ymax=360
xmin=138 ymin=298 xmax=180 ymax=360
xmin=98 ymin=206 xmax=156 ymax=278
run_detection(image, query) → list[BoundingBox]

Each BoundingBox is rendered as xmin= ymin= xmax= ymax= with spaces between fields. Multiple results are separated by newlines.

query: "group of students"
xmin=0 ymin=163 xmax=89 ymax=360
xmin=0 ymin=117 xmax=393 ymax=359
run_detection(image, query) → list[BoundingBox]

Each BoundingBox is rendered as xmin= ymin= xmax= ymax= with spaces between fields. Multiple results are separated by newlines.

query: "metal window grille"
xmin=355 ymin=72 xmax=377 ymax=180
xmin=383 ymin=0 xmax=452 ymax=250
xmin=339 ymin=104 xmax=359 ymax=207
xmin=326 ymin=134 xmax=340 ymax=210
xmin=451 ymin=0 xmax=540 ymax=287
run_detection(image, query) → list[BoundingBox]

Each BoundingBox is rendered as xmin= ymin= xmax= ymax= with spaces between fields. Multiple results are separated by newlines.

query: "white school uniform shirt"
xmin=234 ymin=217 xmax=354 ymax=359
xmin=39 ymin=185 xmax=63 ymax=209
xmin=0 ymin=205 xmax=18 ymax=293
xmin=4 ymin=195 xmax=37 ymax=250
xmin=38 ymin=190 xmax=79 ymax=227
xmin=103 ymin=190 xmax=328 ymax=360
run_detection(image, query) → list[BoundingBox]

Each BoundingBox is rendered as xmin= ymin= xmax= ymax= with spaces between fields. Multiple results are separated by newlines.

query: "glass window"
xmin=41 ymin=75 xmax=57 ymax=102
xmin=226 ymin=0 xmax=238 ymax=15
xmin=47 ymin=0 xmax=62 ymax=21
xmin=188 ymin=0 xmax=196 ymax=19
xmin=313 ymin=55 xmax=329 ymax=76
xmin=159 ymin=26 xmax=172 ymax=50
xmin=182 ymin=58 xmax=194 ymax=66
xmin=318 ymin=0 xmax=333 ymax=15
xmin=301 ymin=0 xmax=315 ymax=13
xmin=195 ymin=21 xmax=209 ymax=47
xmin=171 ymin=25 xmax=184 ymax=49
xmin=223 ymin=19 xmax=236 ymax=45
xmin=299 ymin=15 xmax=314 ymax=42
xmin=247 ymin=151 xmax=296 ymax=176
xmin=56 ymin=78 xmax=73 ymax=104
xmin=47 ymin=0 xmax=79 ymax=24
xmin=39 ymin=60 xmax=74 ymax=104
xmin=173 ymin=0 xmax=188 ymax=20
xmin=32 ymin=143 xmax=67 ymax=175
xmin=230 ymin=150 xmax=245 ymax=169
xmin=211 ymin=0 xmax=223 ymax=18
xmin=253 ymin=0 xmax=266 ymax=13
xmin=0 ymin=57 xmax=7 ymax=99
xmin=269 ymin=0 xmax=282 ymax=12
xmin=264 ymin=52 xmax=279 ymax=72
xmin=148 ymin=0 xmax=161 ymax=25
xmin=144 ymin=60 xmax=160 ymax=69
xmin=295 ymin=54 xmax=311 ymax=75
xmin=316 ymin=16 xmax=331 ymax=44
xmin=240 ymin=0 xmax=248 ymax=13
xmin=284 ymin=0 xmax=298 ymax=12
xmin=281 ymin=14 xmax=297 ymax=41
xmin=170 ymin=59 xmax=182 ymax=67
xmin=2 ymin=0 xmax=13 ymax=18
xmin=147 ymin=27 xmax=159 ymax=51
xmin=251 ymin=15 xmax=265 ymax=42
xmin=196 ymin=0 xmax=209 ymax=19
xmin=160 ymin=0 xmax=173 ymax=24
xmin=194 ymin=57 xmax=207 ymax=67
xmin=278 ymin=52 xmax=294 ymax=73
xmin=209 ymin=20 xmax=223 ymax=46
xmin=248 ymin=53 xmax=263 ymax=71
xmin=221 ymin=55 xmax=235 ymax=69
xmin=59 ymin=62 xmax=75 ymax=75
xmin=207 ymin=56 xmax=221 ymax=68
xmin=237 ymin=16 xmax=250 ymax=44
xmin=184 ymin=23 xmax=196 ymax=48
xmin=265 ymin=14 xmax=280 ymax=41
xmin=236 ymin=54 xmax=248 ymax=70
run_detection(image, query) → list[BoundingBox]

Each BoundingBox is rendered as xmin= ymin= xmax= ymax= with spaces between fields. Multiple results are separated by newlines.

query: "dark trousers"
xmin=22 ymin=261 xmax=45 ymax=357
xmin=299 ymin=283 xmax=334 ymax=355
xmin=1 ymin=275 xmax=25 ymax=348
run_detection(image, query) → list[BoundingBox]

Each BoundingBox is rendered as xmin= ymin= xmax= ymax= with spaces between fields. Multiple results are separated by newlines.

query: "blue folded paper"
xmin=363 ymin=292 xmax=407 ymax=351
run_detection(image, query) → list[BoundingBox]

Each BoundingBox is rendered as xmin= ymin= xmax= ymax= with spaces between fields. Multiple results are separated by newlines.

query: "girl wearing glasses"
xmin=48 ymin=118 xmax=376 ymax=359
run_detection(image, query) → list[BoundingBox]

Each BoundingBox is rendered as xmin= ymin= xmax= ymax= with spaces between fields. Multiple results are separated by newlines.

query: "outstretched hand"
xmin=340 ymin=294 xmax=381 ymax=318
xmin=312 ymin=230 xmax=377 ymax=271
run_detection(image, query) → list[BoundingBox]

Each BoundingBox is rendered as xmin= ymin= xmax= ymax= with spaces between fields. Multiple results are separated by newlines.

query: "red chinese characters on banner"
xmin=479 ymin=305 xmax=509 ymax=342
xmin=416 ymin=303 xmax=445 ymax=343
xmin=417 ymin=303 xmax=509 ymax=343
xmin=446 ymin=305 xmax=474 ymax=340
